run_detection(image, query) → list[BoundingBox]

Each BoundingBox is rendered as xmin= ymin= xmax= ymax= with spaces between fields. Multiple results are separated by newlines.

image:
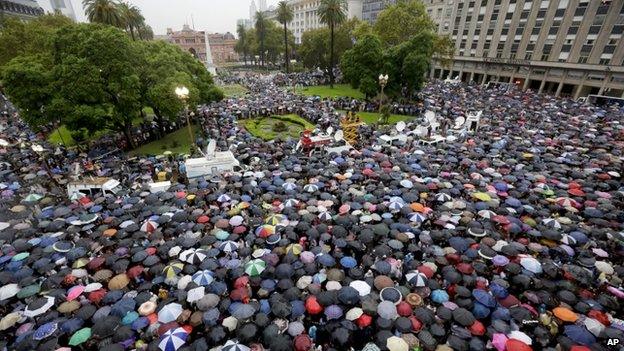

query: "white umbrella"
xmin=159 ymin=327 xmax=188 ymax=351
xmin=158 ymin=303 xmax=183 ymax=323
xmin=519 ymin=256 xmax=542 ymax=274
xmin=186 ymin=287 xmax=205 ymax=303
xmin=349 ymin=280 xmax=371 ymax=297
xmin=222 ymin=340 xmax=250 ymax=351
xmin=0 ymin=284 xmax=19 ymax=301
xmin=24 ymin=296 xmax=55 ymax=317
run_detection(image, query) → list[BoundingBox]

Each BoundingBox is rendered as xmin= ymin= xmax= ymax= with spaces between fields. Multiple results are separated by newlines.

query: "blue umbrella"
xmin=158 ymin=327 xmax=188 ymax=351
xmin=431 ymin=289 xmax=449 ymax=304
xmin=60 ymin=318 xmax=84 ymax=334
xmin=316 ymin=254 xmax=335 ymax=267
xmin=33 ymin=322 xmax=57 ymax=340
xmin=472 ymin=289 xmax=496 ymax=308
xmin=192 ymin=270 xmax=214 ymax=286
xmin=340 ymin=256 xmax=357 ymax=269
xmin=564 ymin=325 xmax=596 ymax=346
xmin=131 ymin=316 xmax=150 ymax=331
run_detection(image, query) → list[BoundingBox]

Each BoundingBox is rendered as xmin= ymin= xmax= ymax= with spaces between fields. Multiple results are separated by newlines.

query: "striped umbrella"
xmin=478 ymin=209 xmax=496 ymax=219
xmin=179 ymin=249 xmax=208 ymax=265
xmin=405 ymin=271 xmax=428 ymax=287
xmin=217 ymin=194 xmax=231 ymax=203
xmin=162 ymin=262 xmax=184 ymax=279
xmin=303 ymin=184 xmax=319 ymax=193
xmin=192 ymin=270 xmax=214 ymax=286
xmin=408 ymin=212 xmax=426 ymax=223
xmin=265 ymin=214 xmax=286 ymax=226
xmin=388 ymin=201 xmax=404 ymax=212
xmin=255 ymin=225 xmax=275 ymax=238
xmin=159 ymin=327 xmax=188 ymax=351
xmin=244 ymin=259 xmax=266 ymax=277
xmin=318 ymin=212 xmax=332 ymax=221
xmin=219 ymin=240 xmax=239 ymax=253
xmin=222 ymin=340 xmax=250 ymax=351
xmin=435 ymin=193 xmax=452 ymax=202
xmin=283 ymin=199 xmax=299 ymax=208
xmin=282 ymin=183 xmax=297 ymax=191
xmin=140 ymin=219 xmax=158 ymax=233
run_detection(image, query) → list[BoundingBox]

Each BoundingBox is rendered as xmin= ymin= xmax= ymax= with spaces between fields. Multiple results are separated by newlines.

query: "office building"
xmin=361 ymin=0 xmax=395 ymax=24
xmin=427 ymin=0 xmax=624 ymax=99
xmin=258 ymin=0 xmax=267 ymax=12
xmin=0 ymin=0 xmax=44 ymax=23
xmin=50 ymin=0 xmax=75 ymax=21
xmin=249 ymin=0 xmax=257 ymax=22
xmin=288 ymin=0 xmax=363 ymax=44
xmin=424 ymin=0 xmax=453 ymax=35
xmin=237 ymin=18 xmax=252 ymax=30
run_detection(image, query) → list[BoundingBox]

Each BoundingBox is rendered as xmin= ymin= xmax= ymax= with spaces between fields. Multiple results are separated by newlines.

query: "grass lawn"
xmin=129 ymin=125 xmax=196 ymax=156
xmin=336 ymin=110 xmax=413 ymax=125
xmin=239 ymin=114 xmax=315 ymax=141
xmin=48 ymin=114 xmax=148 ymax=146
xmin=221 ymin=84 xmax=248 ymax=98
xmin=298 ymin=84 xmax=365 ymax=100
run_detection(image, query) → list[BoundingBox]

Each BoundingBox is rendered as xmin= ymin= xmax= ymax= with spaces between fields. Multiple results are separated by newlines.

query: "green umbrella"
xmin=23 ymin=194 xmax=43 ymax=202
xmin=244 ymin=259 xmax=266 ymax=277
xmin=69 ymin=327 xmax=91 ymax=346
xmin=17 ymin=284 xmax=40 ymax=299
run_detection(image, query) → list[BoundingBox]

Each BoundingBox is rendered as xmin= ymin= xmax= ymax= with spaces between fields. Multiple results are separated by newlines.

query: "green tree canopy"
xmin=373 ymin=0 xmax=435 ymax=47
xmin=340 ymin=33 xmax=384 ymax=98
xmin=318 ymin=0 xmax=347 ymax=87
xmin=276 ymin=1 xmax=294 ymax=73
xmin=2 ymin=20 xmax=221 ymax=148
xmin=298 ymin=18 xmax=359 ymax=70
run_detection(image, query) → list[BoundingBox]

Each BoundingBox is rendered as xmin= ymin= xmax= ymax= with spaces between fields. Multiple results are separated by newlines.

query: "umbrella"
xmin=159 ymin=327 xmax=188 ymax=351
xmin=219 ymin=240 xmax=239 ymax=253
xmin=69 ymin=327 xmax=91 ymax=346
xmin=0 ymin=283 xmax=19 ymax=301
xmin=222 ymin=340 xmax=251 ymax=351
xmin=163 ymin=262 xmax=184 ymax=279
xmin=192 ymin=270 xmax=214 ymax=286
xmin=158 ymin=303 xmax=183 ymax=323
xmin=255 ymin=225 xmax=275 ymax=238
xmin=24 ymin=296 xmax=55 ymax=317
xmin=244 ymin=259 xmax=266 ymax=277
xmin=33 ymin=322 xmax=57 ymax=340
xmin=180 ymin=249 xmax=208 ymax=264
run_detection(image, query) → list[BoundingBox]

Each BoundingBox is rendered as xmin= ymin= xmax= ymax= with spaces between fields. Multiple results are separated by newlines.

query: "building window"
xmin=525 ymin=51 xmax=533 ymax=60
xmin=579 ymin=55 xmax=588 ymax=63
xmin=599 ymin=58 xmax=610 ymax=65
xmin=541 ymin=53 xmax=550 ymax=61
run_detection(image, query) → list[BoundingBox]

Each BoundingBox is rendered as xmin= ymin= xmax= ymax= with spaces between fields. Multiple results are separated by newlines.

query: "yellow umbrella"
xmin=163 ymin=262 xmax=184 ymax=279
xmin=472 ymin=192 xmax=492 ymax=202
xmin=0 ymin=312 xmax=21 ymax=331
xmin=286 ymin=243 xmax=303 ymax=256
xmin=108 ymin=274 xmax=130 ymax=290
xmin=72 ymin=258 xmax=90 ymax=269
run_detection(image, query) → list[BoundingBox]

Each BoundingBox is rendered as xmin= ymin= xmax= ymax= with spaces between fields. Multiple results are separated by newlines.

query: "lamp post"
xmin=175 ymin=86 xmax=194 ymax=150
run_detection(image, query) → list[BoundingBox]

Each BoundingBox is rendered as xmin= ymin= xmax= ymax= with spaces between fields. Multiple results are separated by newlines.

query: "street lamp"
xmin=175 ymin=86 xmax=194 ymax=150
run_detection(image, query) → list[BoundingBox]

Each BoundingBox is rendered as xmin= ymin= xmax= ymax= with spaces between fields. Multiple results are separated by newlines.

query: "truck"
xmin=67 ymin=177 xmax=122 ymax=198
xmin=184 ymin=140 xmax=241 ymax=180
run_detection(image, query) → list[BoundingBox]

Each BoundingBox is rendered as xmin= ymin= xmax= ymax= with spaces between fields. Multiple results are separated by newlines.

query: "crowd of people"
xmin=0 ymin=72 xmax=623 ymax=351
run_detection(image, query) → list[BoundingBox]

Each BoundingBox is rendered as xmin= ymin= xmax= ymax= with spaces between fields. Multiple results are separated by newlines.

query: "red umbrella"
xmin=88 ymin=289 xmax=107 ymax=303
xmin=233 ymin=226 xmax=247 ymax=234
xmin=356 ymin=314 xmax=372 ymax=328
xmin=568 ymin=188 xmax=585 ymax=197
xmin=417 ymin=265 xmax=434 ymax=279
xmin=88 ymin=257 xmax=105 ymax=270
xmin=127 ymin=265 xmax=144 ymax=279
xmin=197 ymin=215 xmax=209 ymax=224
xmin=492 ymin=215 xmax=511 ymax=225
xmin=505 ymin=339 xmax=532 ymax=351
xmin=305 ymin=296 xmax=323 ymax=315
xmin=145 ymin=247 xmax=157 ymax=255
xmin=294 ymin=334 xmax=312 ymax=351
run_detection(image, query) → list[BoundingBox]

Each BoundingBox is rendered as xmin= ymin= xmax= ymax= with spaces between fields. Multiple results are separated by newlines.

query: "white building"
xmin=249 ymin=0 xmax=257 ymax=23
xmin=49 ymin=0 xmax=76 ymax=21
xmin=288 ymin=0 xmax=363 ymax=44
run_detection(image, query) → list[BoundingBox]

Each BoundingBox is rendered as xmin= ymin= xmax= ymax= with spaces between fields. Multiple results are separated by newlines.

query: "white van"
xmin=67 ymin=177 xmax=122 ymax=198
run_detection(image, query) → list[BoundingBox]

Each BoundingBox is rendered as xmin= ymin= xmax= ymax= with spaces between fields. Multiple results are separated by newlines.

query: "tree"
xmin=118 ymin=1 xmax=144 ymax=40
xmin=276 ymin=1 xmax=294 ymax=73
xmin=383 ymin=31 xmax=436 ymax=97
xmin=136 ymin=23 xmax=154 ymax=40
xmin=373 ymin=0 xmax=435 ymax=47
xmin=340 ymin=33 xmax=383 ymax=98
xmin=255 ymin=11 xmax=268 ymax=67
xmin=82 ymin=0 xmax=123 ymax=28
xmin=298 ymin=18 xmax=358 ymax=70
xmin=263 ymin=21 xmax=294 ymax=66
xmin=318 ymin=0 xmax=347 ymax=88
xmin=0 ymin=14 xmax=72 ymax=70
xmin=235 ymin=23 xmax=249 ymax=65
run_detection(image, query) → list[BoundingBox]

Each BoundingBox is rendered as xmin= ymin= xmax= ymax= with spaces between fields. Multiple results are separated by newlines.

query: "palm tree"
xmin=255 ymin=11 xmax=268 ymax=68
xmin=82 ymin=0 xmax=123 ymax=28
xmin=276 ymin=1 xmax=294 ymax=73
xmin=118 ymin=1 xmax=144 ymax=40
xmin=318 ymin=0 xmax=347 ymax=88
xmin=136 ymin=23 xmax=153 ymax=40
xmin=236 ymin=23 xmax=248 ymax=66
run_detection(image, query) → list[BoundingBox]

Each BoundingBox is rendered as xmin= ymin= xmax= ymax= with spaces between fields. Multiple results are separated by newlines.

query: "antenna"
xmin=334 ymin=130 xmax=344 ymax=142
xmin=206 ymin=140 xmax=216 ymax=160
xmin=396 ymin=121 xmax=406 ymax=133
xmin=191 ymin=14 xmax=195 ymax=29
